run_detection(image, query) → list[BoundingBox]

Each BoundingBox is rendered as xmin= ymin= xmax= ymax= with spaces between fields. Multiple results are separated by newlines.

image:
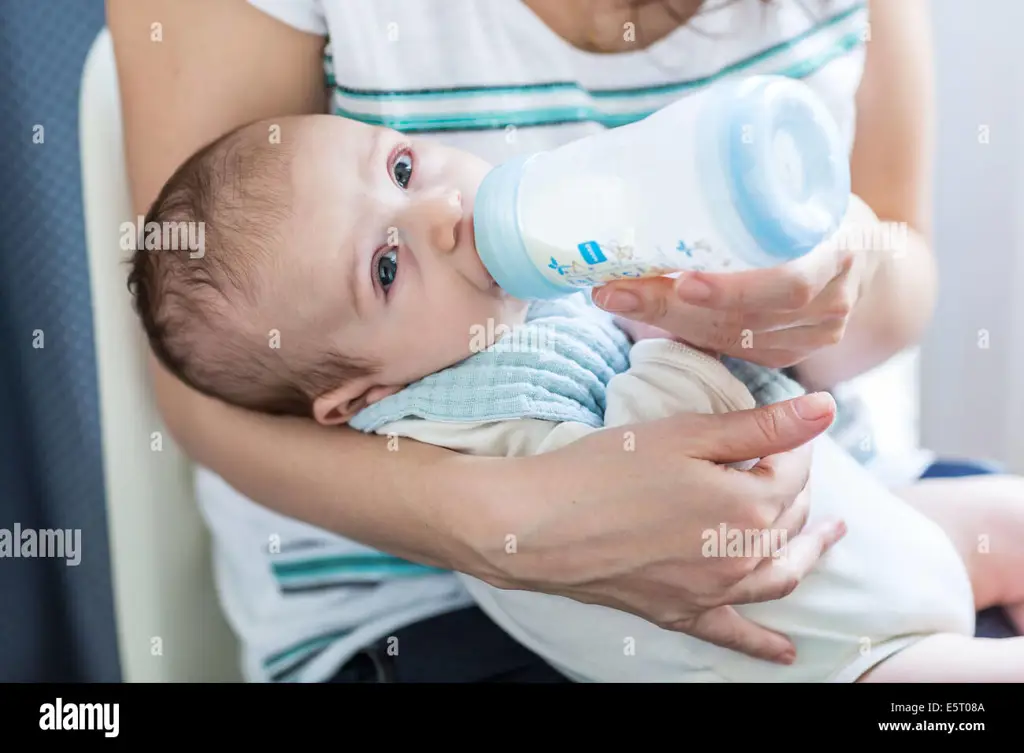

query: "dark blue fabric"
xmin=919 ymin=459 xmax=1018 ymax=640
xmin=327 ymin=606 xmax=571 ymax=683
xmin=920 ymin=458 xmax=1007 ymax=479
xmin=0 ymin=0 xmax=119 ymax=680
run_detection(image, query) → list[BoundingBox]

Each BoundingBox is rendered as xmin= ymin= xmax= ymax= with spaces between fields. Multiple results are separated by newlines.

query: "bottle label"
xmin=542 ymin=236 xmax=737 ymax=288
xmin=518 ymin=170 xmax=750 ymax=292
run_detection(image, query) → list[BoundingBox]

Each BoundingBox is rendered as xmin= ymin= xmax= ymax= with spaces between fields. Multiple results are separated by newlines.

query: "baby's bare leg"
xmin=857 ymin=634 xmax=1024 ymax=682
xmin=894 ymin=474 xmax=1024 ymax=621
xmin=853 ymin=473 xmax=1024 ymax=681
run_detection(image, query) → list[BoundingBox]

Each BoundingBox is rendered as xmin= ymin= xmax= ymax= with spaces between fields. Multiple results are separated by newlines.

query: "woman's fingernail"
xmin=677 ymin=276 xmax=712 ymax=302
xmin=778 ymin=649 xmax=796 ymax=665
xmin=595 ymin=289 xmax=640 ymax=312
xmin=794 ymin=392 xmax=834 ymax=421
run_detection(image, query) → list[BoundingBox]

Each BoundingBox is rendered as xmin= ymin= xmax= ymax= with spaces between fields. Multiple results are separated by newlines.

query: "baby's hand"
xmin=614 ymin=316 xmax=718 ymax=357
xmin=613 ymin=317 xmax=677 ymax=343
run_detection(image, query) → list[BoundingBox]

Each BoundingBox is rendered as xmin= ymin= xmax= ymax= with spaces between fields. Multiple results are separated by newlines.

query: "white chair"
xmin=79 ymin=27 xmax=243 ymax=682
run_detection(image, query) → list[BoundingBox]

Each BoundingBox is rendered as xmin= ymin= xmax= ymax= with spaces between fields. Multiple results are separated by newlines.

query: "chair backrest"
xmin=79 ymin=27 xmax=242 ymax=682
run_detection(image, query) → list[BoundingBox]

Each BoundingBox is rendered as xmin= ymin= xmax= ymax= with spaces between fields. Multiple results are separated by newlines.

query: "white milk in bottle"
xmin=472 ymin=74 xmax=850 ymax=300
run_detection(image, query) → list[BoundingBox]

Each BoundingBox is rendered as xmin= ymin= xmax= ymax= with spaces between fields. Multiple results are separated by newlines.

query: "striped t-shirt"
xmin=200 ymin=0 xmax=893 ymax=682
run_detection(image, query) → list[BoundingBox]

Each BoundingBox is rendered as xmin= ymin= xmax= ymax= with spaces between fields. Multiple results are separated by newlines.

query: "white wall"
xmin=919 ymin=0 xmax=1024 ymax=470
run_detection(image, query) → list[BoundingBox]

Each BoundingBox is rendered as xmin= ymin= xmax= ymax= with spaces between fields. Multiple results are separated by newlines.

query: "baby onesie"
xmin=349 ymin=294 xmax=975 ymax=682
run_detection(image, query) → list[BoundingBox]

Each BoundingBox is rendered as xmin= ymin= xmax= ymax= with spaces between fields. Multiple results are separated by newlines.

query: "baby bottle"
xmin=472 ymin=74 xmax=851 ymax=300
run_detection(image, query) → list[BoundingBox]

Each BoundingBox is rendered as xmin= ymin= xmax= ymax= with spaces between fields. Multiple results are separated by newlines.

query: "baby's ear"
xmin=312 ymin=382 xmax=402 ymax=426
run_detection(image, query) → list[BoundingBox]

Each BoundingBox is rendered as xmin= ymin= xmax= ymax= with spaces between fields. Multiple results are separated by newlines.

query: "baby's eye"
xmin=391 ymin=151 xmax=412 ymax=189
xmin=376 ymin=248 xmax=398 ymax=291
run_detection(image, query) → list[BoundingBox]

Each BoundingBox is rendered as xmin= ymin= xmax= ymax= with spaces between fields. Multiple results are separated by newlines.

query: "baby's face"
xmin=268 ymin=115 xmax=529 ymax=423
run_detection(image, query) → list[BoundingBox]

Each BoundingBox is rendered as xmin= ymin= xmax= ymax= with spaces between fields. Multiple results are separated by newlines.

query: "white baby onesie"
xmin=374 ymin=338 xmax=976 ymax=682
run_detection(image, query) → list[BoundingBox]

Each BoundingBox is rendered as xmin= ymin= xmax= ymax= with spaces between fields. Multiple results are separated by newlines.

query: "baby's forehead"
xmin=286 ymin=116 xmax=380 ymax=217
xmin=291 ymin=114 xmax=377 ymax=153
xmin=263 ymin=116 xmax=373 ymax=291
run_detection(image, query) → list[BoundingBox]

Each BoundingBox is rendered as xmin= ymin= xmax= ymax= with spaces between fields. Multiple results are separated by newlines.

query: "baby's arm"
xmin=601 ymin=339 xmax=755 ymax=425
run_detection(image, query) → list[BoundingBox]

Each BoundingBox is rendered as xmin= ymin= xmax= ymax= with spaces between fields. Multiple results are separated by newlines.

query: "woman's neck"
xmin=522 ymin=0 xmax=704 ymax=54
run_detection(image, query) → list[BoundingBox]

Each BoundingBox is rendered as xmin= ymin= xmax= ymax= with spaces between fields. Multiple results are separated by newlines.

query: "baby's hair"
xmin=127 ymin=120 xmax=377 ymax=418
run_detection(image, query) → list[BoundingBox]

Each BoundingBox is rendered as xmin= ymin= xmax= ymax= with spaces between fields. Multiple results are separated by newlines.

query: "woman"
xmin=107 ymin=0 xmax=937 ymax=681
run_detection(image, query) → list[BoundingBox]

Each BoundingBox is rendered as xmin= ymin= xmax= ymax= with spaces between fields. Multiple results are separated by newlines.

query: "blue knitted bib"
xmin=348 ymin=293 xmax=633 ymax=432
xmin=347 ymin=293 xmax=838 ymax=445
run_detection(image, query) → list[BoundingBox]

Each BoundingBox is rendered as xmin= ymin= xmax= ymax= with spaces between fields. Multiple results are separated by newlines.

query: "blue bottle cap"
xmin=700 ymin=75 xmax=851 ymax=265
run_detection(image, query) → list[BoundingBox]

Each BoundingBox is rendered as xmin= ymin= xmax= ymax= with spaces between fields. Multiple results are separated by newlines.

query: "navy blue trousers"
xmin=328 ymin=457 xmax=1017 ymax=682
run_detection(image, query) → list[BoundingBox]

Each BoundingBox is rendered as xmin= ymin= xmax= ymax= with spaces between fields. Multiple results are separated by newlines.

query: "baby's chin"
xmin=462 ymin=305 xmax=529 ymax=351
xmin=497 ymin=299 xmax=531 ymax=329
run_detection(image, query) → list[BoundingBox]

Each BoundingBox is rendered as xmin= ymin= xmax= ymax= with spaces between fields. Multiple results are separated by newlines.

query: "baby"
xmin=129 ymin=113 xmax=1024 ymax=682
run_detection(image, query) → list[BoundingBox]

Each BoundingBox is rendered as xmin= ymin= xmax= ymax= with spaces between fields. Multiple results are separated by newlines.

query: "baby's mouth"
xmin=486 ymin=267 xmax=504 ymax=293
xmin=459 ymin=211 xmax=497 ymax=294
xmin=484 ymin=271 xmax=505 ymax=299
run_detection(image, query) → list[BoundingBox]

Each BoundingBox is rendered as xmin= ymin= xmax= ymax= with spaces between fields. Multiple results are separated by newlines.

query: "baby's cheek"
xmin=459 ymin=301 xmax=510 ymax=353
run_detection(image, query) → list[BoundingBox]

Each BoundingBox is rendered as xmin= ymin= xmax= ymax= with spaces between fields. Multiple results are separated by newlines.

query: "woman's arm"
xmin=792 ymin=0 xmax=937 ymax=389
xmin=108 ymin=0 xmax=482 ymax=570
xmin=109 ymin=0 xmax=326 ymax=217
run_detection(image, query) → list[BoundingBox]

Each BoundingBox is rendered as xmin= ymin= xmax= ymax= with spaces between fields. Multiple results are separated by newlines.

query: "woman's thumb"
xmin=686 ymin=392 xmax=836 ymax=464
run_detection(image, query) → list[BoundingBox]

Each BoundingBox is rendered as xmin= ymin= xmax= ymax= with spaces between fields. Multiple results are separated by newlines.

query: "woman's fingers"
xmin=671 ymin=604 xmax=797 ymax=664
xmin=674 ymin=246 xmax=854 ymax=312
xmin=739 ymin=321 xmax=849 ymax=353
xmin=723 ymin=518 xmax=848 ymax=606
xmin=593 ymin=275 xmax=686 ymax=318
xmin=593 ymin=275 xmax=737 ymax=330
xmin=768 ymin=474 xmax=813 ymax=544
xmin=678 ymin=393 xmax=836 ymax=465
xmin=594 ymin=276 xmax=747 ymax=350
xmin=592 ymin=263 xmax=854 ymax=357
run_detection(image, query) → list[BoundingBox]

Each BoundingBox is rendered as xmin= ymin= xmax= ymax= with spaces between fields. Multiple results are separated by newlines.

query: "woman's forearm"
xmin=111 ymin=0 xmax=506 ymax=580
xmin=796 ymin=0 xmax=939 ymax=390
xmin=794 ymin=212 xmax=937 ymax=390
xmin=151 ymin=352 xmax=502 ymax=573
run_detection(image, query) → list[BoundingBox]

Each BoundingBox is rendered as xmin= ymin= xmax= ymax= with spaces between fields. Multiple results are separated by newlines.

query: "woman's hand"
xmin=593 ymin=195 xmax=885 ymax=371
xmin=462 ymin=391 xmax=846 ymax=665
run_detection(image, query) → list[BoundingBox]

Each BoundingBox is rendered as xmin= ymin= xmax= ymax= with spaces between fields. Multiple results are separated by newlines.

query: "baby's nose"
xmin=409 ymin=190 xmax=463 ymax=254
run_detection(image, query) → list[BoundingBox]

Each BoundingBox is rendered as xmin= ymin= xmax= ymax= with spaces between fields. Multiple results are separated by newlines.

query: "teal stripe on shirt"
xmin=262 ymin=627 xmax=354 ymax=676
xmin=329 ymin=28 xmax=864 ymax=132
xmin=272 ymin=553 xmax=446 ymax=581
xmin=324 ymin=0 xmax=865 ymax=102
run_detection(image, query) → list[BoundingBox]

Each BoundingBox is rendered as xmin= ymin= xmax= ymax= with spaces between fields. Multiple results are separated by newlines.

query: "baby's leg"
xmin=855 ymin=473 xmax=1024 ymax=681
xmin=857 ymin=634 xmax=1024 ymax=682
xmin=894 ymin=473 xmax=1024 ymax=630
